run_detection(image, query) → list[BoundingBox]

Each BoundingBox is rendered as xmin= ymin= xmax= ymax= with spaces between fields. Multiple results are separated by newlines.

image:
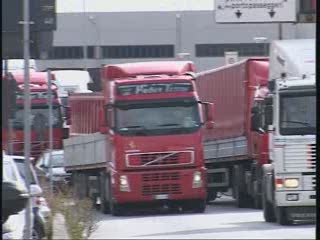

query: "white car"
xmin=36 ymin=150 xmax=71 ymax=185
xmin=12 ymin=155 xmax=51 ymax=239
xmin=2 ymin=153 xmax=31 ymax=240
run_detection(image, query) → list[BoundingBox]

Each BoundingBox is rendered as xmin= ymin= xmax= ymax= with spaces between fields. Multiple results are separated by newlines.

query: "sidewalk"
xmin=53 ymin=213 xmax=69 ymax=239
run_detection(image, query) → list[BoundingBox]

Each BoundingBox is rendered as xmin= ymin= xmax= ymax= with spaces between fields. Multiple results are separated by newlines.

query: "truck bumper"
xmin=286 ymin=206 xmax=316 ymax=222
xmin=113 ymin=168 xmax=206 ymax=204
xmin=275 ymin=190 xmax=316 ymax=207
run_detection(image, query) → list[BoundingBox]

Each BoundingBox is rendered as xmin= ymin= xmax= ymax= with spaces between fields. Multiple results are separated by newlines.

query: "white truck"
xmin=252 ymin=39 xmax=316 ymax=225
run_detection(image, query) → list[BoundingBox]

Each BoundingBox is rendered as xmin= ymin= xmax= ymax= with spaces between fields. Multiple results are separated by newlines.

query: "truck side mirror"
xmin=62 ymin=127 xmax=69 ymax=139
xmin=65 ymin=106 xmax=71 ymax=125
xmin=99 ymin=108 xmax=109 ymax=134
xmin=264 ymin=96 xmax=273 ymax=126
xmin=265 ymin=105 xmax=273 ymax=126
xmin=202 ymin=102 xmax=214 ymax=129
xmin=251 ymin=113 xmax=261 ymax=132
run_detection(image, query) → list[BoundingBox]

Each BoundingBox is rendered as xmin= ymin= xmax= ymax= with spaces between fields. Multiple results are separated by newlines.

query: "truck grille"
xmin=142 ymin=172 xmax=180 ymax=182
xmin=302 ymin=175 xmax=316 ymax=191
xmin=142 ymin=184 xmax=181 ymax=196
xmin=284 ymin=143 xmax=316 ymax=172
xmin=127 ymin=151 xmax=193 ymax=167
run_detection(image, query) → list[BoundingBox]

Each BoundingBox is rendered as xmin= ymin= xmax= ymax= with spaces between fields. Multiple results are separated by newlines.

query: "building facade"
xmin=35 ymin=1 xmax=316 ymax=90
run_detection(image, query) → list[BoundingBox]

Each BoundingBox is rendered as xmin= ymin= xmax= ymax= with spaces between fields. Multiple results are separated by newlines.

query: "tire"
xmin=253 ymin=194 xmax=262 ymax=209
xmin=192 ymin=199 xmax=206 ymax=213
xmin=233 ymin=165 xmax=253 ymax=208
xmin=100 ymin=173 xmax=110 ymax=214
xmin=206 ymin=190 xmax=217 ymax=203
xmin=276 ymin=207 xmax=291 ymax=225
xmin=108 ymin=179 xmax=124 ymax=216
xmin=262 ymin=176 xmax=276 ymax=222
xmin=110 ymin=200 xmax=124 ymax=216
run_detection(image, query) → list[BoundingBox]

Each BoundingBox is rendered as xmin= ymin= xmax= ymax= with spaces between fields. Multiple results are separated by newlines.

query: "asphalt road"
xmin=90 ymin=196 xmax=316 ymax=239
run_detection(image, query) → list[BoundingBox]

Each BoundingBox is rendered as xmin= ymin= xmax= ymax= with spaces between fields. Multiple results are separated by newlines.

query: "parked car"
xmin=2 ymin=153 xmax=30 ymax=240
xmin=12 ymin=155 xmax=51 ymax=239
xmin=36 ymin=150 xmax=71 ymax=190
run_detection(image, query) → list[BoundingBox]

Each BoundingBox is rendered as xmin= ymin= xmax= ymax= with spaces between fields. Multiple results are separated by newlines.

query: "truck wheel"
xmin=276 ymin=207 xmax=291 ymax=225
xmin=192 ymin=199 xmax=206 ymax=213
xmin=206 ymin=190 xmax=217 ymax=203
xmin=262 ymin=177 xmax=276 ymax=222
xmin=233 ymin=165 xmax=252 ymax=208
xmin=110 ymin=201 xmax=123 ymax=216
xmin=253 ymin=180 xmax=262 ymax=209
xmin=99 ymin=174 xmax=110 ymax=214
xmin=254 ymin=194 xmax=262 ymax=209
xmin=108 ymin=181 xmax=124 ymax=216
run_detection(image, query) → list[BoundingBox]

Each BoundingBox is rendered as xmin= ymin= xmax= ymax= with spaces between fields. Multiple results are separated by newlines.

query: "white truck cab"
xmin=262 ymin=39 xmax=316 ymax=225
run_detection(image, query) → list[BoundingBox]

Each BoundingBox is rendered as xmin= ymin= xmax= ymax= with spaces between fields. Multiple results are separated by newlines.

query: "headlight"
xmin=120 ymin=175 xmax=128 ymax=186
xmin=284 ymin=178 xmax=299 ymax=188
xmin=119 ymin=175 xmax=130 ymax=192
xmin=192 ymin=171 xmax=202 ymax=188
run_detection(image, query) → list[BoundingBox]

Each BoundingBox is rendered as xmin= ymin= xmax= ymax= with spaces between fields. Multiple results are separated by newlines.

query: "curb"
xmin=53 ymin=213 xmax=69 ymax=240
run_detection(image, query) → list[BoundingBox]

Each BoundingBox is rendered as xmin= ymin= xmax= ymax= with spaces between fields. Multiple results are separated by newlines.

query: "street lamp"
xmin=253 ymin=37 xmax=268 ymax=57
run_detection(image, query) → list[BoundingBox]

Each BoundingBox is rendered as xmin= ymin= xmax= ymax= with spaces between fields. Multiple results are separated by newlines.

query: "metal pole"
xmin=278 ymin=23 xmax=283 ymax=40
xmin=83 ymin=0 xmax=87 ymax=71
xmin=176 ymin=13 xmax=182 ymax=58
xmin=22 ymin=0 xmax=33 ymax=238
xmin=47 ymin=69 xmax=54 ymax=196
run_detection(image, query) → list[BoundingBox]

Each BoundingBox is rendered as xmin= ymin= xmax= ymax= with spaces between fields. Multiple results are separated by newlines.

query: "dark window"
xmin=87 ymin=46 xmax=95 ymax=59
xmin=101 ymin=45 xmax=174 ymax=58
xmin=49 ymin=46 xmax=83 ymax=59
xmin=195 ymin=43 xmax=269 ymax=57
xmin=300 ymin=0 xmax=316 ymax=14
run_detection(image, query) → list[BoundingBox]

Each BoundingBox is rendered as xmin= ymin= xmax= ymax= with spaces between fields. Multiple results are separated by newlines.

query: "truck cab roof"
xmin=102 ymin=61 xmax=195 ymax=81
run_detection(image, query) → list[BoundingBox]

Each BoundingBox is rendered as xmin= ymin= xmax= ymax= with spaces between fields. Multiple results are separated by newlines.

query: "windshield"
xmin=115 ymin=100 xmax=201 ymax=136
xmin=14 ymin=160 xmax=37 ymax=184
xmin=3 ymin=161 xmax=18 ymax=182
xmin=50 ymin=154 xmax=65 ymax=167
xmin=279 ymin=91 xmax=316 ymax=135
xmin=13 ymin=106 xmax=63 ymax=129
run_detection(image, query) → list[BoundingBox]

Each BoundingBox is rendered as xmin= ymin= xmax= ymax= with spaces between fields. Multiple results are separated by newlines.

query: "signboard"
xmin=215 ymin=0 xmax=297 ymax=23
xmin=117 ymin=82 xmax=193 ymax=96
xmin=225 ymin=51 xmax=239 ymax=65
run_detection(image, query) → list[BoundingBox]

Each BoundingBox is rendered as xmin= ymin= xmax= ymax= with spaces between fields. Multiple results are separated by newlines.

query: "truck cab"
xmin=255 ymin=39 xmax=316 ymax=225
xmin=101 ymin=61 xmax=213 ymax=213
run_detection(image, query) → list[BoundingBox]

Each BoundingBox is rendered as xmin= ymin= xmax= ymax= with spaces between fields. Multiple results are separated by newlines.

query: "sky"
xmin=56 ymin=0 xmax=215 ymax=13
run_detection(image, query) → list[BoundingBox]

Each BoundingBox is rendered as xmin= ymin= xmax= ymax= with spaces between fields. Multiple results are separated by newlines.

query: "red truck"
xmin=196 ymin=58 xmax=270 ymax=208
xmin=9 ymin=71 xmax=65 ymax=159
xmin=64 ymin=61 xmax=214 ymax=215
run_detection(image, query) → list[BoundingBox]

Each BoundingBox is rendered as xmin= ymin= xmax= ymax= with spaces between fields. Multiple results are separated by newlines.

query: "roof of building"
xmin=57 ymin=0 xmax=214 ymax=13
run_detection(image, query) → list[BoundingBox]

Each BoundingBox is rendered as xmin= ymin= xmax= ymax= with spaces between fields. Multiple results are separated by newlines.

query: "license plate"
xmin=154 ymin=194 xmax=169 ymax=200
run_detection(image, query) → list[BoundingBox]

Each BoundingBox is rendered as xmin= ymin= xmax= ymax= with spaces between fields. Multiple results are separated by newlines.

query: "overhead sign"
xmin=117 ymin=82 xmax=193 ymax=96
xmin=225 ymin=51 xmax=239 ymax=65
xmin=215 ymin=0 xmax=297 ymax=23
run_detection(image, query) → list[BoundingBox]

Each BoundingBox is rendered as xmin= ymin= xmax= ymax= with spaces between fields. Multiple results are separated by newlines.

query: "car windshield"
xmin=13 ymin=160 xmax=37 ymax=184
xmin=115 ymin=100 xmax=201 ymax=136
xmin=3 ymin=161 xmax=18 ymax=182
xmin=49 ymin=154 xmax=65 ymax=167
xmin=280 ymin=91 xmax=316 ymax=135
xmin=13 ymin=106 xmax=62 ymax=129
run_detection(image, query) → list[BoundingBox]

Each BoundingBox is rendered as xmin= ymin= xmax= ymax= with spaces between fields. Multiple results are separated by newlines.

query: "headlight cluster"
xmin=119 ymin=175 xmax=130 ymax=192
xmin=192 ymin=171 xmax=202 ymax=188
xmin=276 ymin=178 xmax=299 ymax=189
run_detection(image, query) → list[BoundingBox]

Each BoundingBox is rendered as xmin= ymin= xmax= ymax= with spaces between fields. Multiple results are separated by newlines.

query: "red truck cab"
xmin=100 ymin=61 xmax=213 ymax=213
xmin=10 ymin=71 xmax=64 ymax=159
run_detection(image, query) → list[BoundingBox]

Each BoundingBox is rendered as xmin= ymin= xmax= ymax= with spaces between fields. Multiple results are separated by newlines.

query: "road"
xmin=90 ymin=196 xmax=315 ymax=239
